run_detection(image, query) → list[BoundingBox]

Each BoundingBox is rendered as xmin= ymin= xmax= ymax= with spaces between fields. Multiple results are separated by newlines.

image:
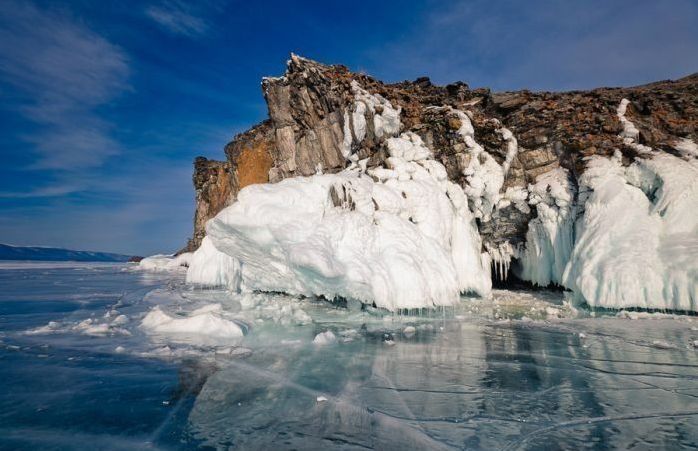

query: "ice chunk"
xmin=141 ymin=305 xmax=244 ymax=339
xmin=313 ymin=331 xmax=336 ymax=345
xmin=139 ymin=252 xmax=193 ymax=272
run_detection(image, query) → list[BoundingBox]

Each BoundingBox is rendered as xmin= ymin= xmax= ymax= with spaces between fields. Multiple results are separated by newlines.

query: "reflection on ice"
xmin=187 ymin=316 xmax=698 ymax=450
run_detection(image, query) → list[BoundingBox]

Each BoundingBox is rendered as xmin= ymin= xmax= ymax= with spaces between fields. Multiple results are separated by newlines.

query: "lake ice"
xmin=2 ymin=261 xmax=698 ymax=449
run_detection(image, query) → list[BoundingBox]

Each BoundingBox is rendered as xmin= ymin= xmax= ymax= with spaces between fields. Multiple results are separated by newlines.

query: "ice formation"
xmin=562 ymin=152 xmax=698 ymax=311
xmin=185 ymin=236 xmax=240 ymax=289
xmin=341 ymin=81 xmax=402 ymax=158
xmin=188 ymin=131 xmax=490 ymax=311
xmin=452 ymin=109 xmax=505 ymax=221
xmin=139 ymin=252 xmax=193 ymax=271
xmin=494 ymin=121 xmax=519 ymax=176
xmin=141 ymin=304 xmax=244 ymax=339
xmin=617 ymin=99 xmax=652 ymax=154
xmin=184 ymin=86 xmax=697 ymax=313
xmin=351 ymin=81 xmax=401 ymax=141
xmin=516 ymin=168 xmax=575 ymax=286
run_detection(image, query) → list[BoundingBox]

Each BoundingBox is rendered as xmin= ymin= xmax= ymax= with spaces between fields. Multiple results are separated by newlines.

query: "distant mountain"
xmin=0 ymin=244 xmax=134 ymax=262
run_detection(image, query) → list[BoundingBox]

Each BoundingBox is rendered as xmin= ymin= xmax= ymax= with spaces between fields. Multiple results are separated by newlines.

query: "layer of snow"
xmin=562 ymin=152 xmax=698 ymax=311
xmin=190 ymin=132 xmax=490 ymax=311
xmin=494 ymin=121 xmax=519 ymax=176
xmin=674 ymin=138 xmax=698 ymax=159
xmin=617 ymin=99 xmax=652 ymax=154
xmin=141 ymin=304 xmax=244 ymax=339
xmin=351 ymin=81 xmax=401 ymax=142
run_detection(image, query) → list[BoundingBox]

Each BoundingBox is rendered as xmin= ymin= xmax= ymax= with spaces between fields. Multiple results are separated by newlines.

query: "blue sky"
xmin=0 ymin=0 xmax=696 ymax=255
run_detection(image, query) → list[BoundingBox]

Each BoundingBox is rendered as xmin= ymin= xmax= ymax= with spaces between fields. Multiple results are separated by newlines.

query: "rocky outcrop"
xmin=185 ymin=157 xmax=234 ymax=252
xmin=187 ymin=54 xmax=697 ymax=258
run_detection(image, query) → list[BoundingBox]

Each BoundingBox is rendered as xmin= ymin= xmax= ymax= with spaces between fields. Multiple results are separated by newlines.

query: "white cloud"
xmin=145 ymin=1 xmax=210 ymax=37
xmin=0 ymin=1 xmax=130 ymax=170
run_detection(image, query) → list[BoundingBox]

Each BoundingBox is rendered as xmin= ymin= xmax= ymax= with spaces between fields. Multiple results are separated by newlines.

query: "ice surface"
xmin=3 ymin=263 xmax=698 ymax=449
xmin=188 ymin=132 xmax=490 ymax=311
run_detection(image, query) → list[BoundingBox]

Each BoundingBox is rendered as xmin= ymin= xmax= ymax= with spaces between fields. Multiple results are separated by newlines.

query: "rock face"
xmin=186 ymin=54 xmax=697 ymax=258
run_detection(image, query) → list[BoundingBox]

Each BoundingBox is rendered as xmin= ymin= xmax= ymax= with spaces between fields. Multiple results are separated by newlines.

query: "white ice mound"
xmin=562 ymin=152 xmax=698 ymax=311
xmin=141 ymin=304 xmax=244 ymax=338
xmin=313 ymin=330 xmax=337 ymax=345
xmin=185 ymin=236 xmax=241 ymax=289
xmin=188 ymin=132 xmax=491 ymax=311
xmin=139 ymin=252 xmax=193 ymax=271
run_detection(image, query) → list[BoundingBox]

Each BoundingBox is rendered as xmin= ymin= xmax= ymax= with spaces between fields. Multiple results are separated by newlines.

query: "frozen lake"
xmin=1 ymin=262 xmax=698 ymax=450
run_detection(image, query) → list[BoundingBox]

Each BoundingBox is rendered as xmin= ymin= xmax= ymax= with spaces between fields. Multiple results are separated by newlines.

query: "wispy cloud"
xmin=0 ymin=1 xmax=130 ymax=171
xmin=145 ymin=1 xmax=215 ymax=37
xmin=0 ymin=183 xmax=81 ymax=199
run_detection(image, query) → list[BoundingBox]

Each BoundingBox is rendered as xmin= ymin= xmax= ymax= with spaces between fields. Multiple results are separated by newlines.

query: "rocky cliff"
xmin=186 ymin=54 xmax=697 ymax=282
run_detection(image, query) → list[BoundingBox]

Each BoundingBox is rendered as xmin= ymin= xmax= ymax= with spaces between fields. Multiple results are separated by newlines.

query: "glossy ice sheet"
xmin=1 ymin=262 xmax=697 ymax=450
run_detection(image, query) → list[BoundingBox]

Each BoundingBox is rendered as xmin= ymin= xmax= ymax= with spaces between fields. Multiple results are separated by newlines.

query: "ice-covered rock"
xmin=181 ymin=55 xmax=698 ymax=313
xmin=188 ymin=133 xmax=491 ymax=311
